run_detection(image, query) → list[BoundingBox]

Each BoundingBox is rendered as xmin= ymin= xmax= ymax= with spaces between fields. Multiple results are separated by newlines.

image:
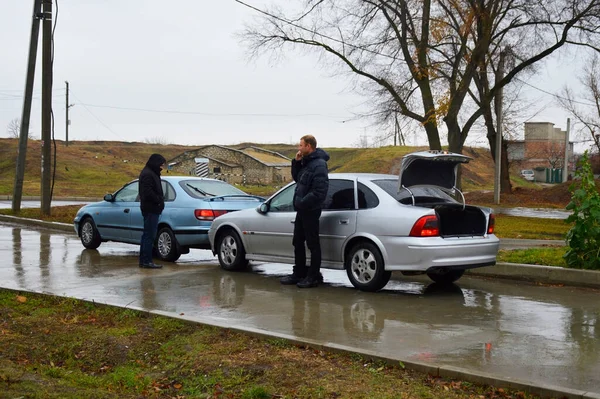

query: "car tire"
xmin=345 ymin=242 xmax=391 ymax=292
xmin=155 ymin=226 xmax=181 ymax=262
xmin=217 ymin=229 xmax=248 ymax=271
xmin=426 ymin=269 xmax=465 ymax=284
xmin=79 ymin=217 xmax=101 ymax=249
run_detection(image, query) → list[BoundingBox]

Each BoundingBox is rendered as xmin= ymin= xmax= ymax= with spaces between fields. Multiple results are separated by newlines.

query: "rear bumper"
xmin=381 ymin=235 xmax=500 ymax=272
xmin=174 ymin=228 xmax=210 ymax=248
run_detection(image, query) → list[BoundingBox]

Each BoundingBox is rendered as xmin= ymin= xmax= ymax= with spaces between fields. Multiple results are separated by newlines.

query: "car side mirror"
xmin=103 ymin=194 xmax=114 ymax=202
xmin=257 ymin=203 xmax=269 ymax=214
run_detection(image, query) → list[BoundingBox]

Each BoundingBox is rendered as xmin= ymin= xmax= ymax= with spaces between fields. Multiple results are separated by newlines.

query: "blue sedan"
xmin=74 ymin=176 xmax=264 ymax=262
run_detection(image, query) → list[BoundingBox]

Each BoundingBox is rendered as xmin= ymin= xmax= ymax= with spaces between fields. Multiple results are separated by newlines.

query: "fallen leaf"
xmin=16 ymin=295 xmax=27 ymax=303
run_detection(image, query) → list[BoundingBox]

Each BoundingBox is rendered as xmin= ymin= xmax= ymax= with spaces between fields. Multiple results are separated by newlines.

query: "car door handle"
xmin=291 ymin=220 xmax=295 ymax=224
xmin=339 ymin=219 xmax=349 ymax=225
xmin=124 ymin=209 xmax=130 ymax=214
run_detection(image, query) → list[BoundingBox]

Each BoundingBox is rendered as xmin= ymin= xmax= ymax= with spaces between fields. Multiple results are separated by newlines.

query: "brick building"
xmin=166 ymin=145 xmax=291 ymax=185
xmin=507 ymin=122 xmax=574 ymax=181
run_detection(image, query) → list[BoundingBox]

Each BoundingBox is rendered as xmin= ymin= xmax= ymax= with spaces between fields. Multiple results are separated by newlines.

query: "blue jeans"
xmin=139 ymin=212 xmax=159 ymax=265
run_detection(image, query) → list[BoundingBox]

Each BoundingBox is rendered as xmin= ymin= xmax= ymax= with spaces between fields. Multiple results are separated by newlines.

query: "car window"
xmin=114 ymin=182 xmax=139 ymax=202
xmin=324 ymin=179 xmax=355 ymax=210
xmin=162 ymin=181 xmax=176 ymax=202
xmin=357 ymin=182 xmax=379 ymax=209
xmin=269 ymin=184 xmax=295 ymax=212
xmin=180 ymin=179 xmax=246 ymax=198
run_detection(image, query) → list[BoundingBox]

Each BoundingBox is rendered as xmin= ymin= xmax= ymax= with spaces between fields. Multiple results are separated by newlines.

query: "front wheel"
xmin=426 ymin=269 xmax=465 ymax=284
xmin=345 ymin=242 xmax=390 ymax=292
xmin=155 ymin=227 xmax=181 ymax=262
xmin=80 ymin=217 xmax=101 ymax=249
xmin=217 ymin=229 xmax=248 ymax=271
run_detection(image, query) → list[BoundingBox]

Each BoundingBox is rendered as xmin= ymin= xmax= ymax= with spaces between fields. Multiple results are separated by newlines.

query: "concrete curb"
xmin=466 ymin=263 xmax=600 ymax=289
xmin=0 ymin=214 xmax=74 ymax=233
xmin=0 ymin=195 xmax=97 ymax=201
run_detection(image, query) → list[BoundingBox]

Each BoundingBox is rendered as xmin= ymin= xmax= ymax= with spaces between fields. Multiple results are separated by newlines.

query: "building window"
xmin=213 ymin=167 xmax=221 ymax=173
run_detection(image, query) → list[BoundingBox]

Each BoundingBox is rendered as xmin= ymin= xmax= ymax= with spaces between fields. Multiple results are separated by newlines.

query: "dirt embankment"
xmin=465 ymin=182 xmax=576 ymax=208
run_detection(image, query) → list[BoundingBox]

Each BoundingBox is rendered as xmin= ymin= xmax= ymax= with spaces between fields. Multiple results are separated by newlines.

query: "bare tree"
xmin=6 ymin=117 xmax=35 ymax=139
xmin=7 ymin=118 xmax=21 ymax=139
xmin=528 ymin=141 xmax=566 ymax=169
xmin=559 ymin=55 xmax=600 ymax=155
xmin=240 ymin=0 xmax=600 ymax=159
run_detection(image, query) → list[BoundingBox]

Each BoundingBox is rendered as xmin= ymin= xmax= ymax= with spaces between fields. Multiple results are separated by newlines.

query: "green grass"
xmin=494 ymin=215 xmax=570 ymax=240
xmin=0 ymin=289 xmax=546 ymax=399
xmin=498 ymin=247 xmax=567 ymax=267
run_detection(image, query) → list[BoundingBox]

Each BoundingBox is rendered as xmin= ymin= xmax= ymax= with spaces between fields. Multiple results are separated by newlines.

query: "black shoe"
xmin=280 ymin=274 xmax=304 ymax=285
xmin=297 ymin=276 xmax=319 ymax=288
xmin=139 ymin=262 xmax=162 ymax=269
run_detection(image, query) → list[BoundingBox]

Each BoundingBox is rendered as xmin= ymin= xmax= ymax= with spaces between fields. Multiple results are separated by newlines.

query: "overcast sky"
xmin=0 ymin=0 xmax=592 ymax=149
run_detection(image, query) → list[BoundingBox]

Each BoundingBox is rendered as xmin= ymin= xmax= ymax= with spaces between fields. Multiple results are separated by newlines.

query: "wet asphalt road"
xmin=0 ymin=222 xmax=599 ymax=395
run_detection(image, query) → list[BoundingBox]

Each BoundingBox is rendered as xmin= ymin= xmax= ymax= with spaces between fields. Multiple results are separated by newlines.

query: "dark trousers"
xmin=139 ymin=212 xmax=159 ymax=265
xmin=292 ymin=209 xmax=322 ymax=278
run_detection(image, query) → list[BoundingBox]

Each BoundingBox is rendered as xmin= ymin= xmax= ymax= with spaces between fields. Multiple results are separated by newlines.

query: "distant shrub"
xmin=564 ymin=151 xmax=600 ymax=270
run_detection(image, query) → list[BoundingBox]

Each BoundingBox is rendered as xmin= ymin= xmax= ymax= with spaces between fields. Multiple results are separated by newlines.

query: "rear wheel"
xmin=426 ymin=269 xmax=465 ymax=284
xmin=345 ymin=242 xmax=391 ymax=292
xmin=80 ymin=217 xmax=101 ymax=249
xmin=217 ymin=229 xmax=248 ymax=271
xmin=155 ymin=226 xmax=181 ymax=262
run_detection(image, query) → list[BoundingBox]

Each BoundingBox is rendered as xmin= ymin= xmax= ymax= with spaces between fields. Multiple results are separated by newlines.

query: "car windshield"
xmin=372 ymin=179 xmax=456 ymax=203
xmin=522 ymin=170 xmax=534 ymax=175
xmin=180 ymin=180 xmax=246 ymax=198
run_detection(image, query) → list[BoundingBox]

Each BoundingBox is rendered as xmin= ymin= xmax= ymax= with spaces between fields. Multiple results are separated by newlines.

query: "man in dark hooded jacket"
xmin=280 ymin=135 xmax=329 ymax=288
xmin=138 ymin=153 xmax=166 ymax=268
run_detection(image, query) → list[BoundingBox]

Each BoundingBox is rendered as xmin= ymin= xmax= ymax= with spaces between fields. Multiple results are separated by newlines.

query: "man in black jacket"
xmin=138 ymin=153 xmax=166 ymax=269
xmin=280 ymin=135 xmax=329 ymax=288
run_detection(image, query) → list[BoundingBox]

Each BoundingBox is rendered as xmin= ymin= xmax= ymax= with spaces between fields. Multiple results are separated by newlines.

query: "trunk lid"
xmin=398 ymin=150 xmax=471 ymax=190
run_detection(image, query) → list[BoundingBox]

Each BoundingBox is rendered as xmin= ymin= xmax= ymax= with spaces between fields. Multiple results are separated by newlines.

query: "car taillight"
xmin=487 ymin=214 xmax=495 ymax=234
xmin=194 ymin=209 xmax=228 ymax=221
xmin=409 ymin=215 xmax=440 ymax=237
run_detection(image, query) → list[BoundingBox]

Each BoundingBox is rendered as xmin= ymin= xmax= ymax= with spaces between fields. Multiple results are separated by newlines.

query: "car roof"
xmin=328 ymin=173 xmax=397 ymax=181
xmin=160 ymin=176 xmax=229 ymax=183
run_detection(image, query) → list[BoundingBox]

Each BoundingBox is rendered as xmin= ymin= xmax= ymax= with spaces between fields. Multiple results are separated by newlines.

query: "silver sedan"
xmin=209 ymin=151 xmax=500 ymax=292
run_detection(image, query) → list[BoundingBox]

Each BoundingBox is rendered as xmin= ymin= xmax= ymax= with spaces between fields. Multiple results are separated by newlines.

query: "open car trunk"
xmin=397 ymin=151 xmax=489 ymax=237
xmin=434 ymin=203 xmax=487 ymax=237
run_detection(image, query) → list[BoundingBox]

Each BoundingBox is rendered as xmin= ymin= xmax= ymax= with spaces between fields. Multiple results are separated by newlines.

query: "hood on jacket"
xmin=304 ymin=148 xmax=330 ymax=163
xmin=145 ymin=153 xmax=166 ymax=175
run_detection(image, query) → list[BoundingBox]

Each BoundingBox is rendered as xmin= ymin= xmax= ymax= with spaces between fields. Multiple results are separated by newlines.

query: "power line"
xmin=74 ymin=102 xmax=350 ymax=119
xmin=232 ymin=0 xmax=402 ymax=62
xmin=69 ymin=91 xmax=121 ymax=138
xmin=515 ymin=77 xmax=596 ymax=107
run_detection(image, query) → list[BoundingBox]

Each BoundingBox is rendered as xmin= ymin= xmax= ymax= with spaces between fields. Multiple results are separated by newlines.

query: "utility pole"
xmin=12 ymin=0 xmax=42 ymax=213
xmin=65 ymin=81 xmax=69 ymax=146
xmin=40 ymin=0 xmax=52 ymax=216
xmin=563 ymin=118 xmax=570 ymax=183
xmin=493 ymin=49 xmax=506 ymax=205
xmin=65 ymin=81 xmax=74 ymax=146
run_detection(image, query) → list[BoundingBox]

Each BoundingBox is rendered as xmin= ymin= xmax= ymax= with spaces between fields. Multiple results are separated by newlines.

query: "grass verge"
xmin=0 ymin=289 xmax=544 ymax=399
